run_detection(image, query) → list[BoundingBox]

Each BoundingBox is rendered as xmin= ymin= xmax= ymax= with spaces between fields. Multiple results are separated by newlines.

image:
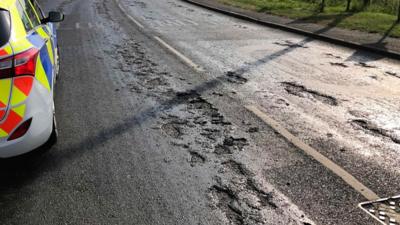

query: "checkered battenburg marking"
xmin=360 ymin=195 xmax=400 ymax=225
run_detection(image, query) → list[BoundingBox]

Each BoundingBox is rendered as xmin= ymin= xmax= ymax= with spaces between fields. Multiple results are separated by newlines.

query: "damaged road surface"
xmin=0 ymin=0 xmax=399 ymax=224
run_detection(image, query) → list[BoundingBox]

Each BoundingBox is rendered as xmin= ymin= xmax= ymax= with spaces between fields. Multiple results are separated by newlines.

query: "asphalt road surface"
xmin=1 ymin=0 xmax=399 ymax=224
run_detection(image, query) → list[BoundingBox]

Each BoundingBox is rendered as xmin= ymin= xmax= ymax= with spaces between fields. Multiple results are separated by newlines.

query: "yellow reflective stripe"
xmin=12 ymin=104 xmax=26 ymax=118
xmin=0 ymin=0 xmax=17 ymax=9
xmin=9 ymin=4 xmax=27 ymax=40
xmin=11 ymin=38 xmax=32 ymax=53
xmin=36 ymin=27 xmax=48 ymax=39
xmin=46 ymin=41 xmax=54 ymax=65
xmin=0 ymin=128 xmax=7 ymax=138
xmin=0 ymin=79 xmax=12 ymax=106
xmin=35 ymin=54 xmax=50 ymax=91
xmin=37 ymin=27 xmax=55 ymax=65
xmin=10 ymin=86 xmax=27 ymax=106
xmin=8 ymin=3 xmax=32 ymax=53
xmin=9 ymin=3 xmax=32 ymax=53
xmin=3 ymin=44 xmax=13 ymax=54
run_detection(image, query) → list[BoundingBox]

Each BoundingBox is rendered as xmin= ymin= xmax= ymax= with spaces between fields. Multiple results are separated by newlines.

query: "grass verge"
xmin=217 ymin=0 xmax=400 ymax=38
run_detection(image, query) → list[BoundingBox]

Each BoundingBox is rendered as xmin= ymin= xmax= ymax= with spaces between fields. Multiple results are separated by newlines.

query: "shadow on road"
xmin=288 ymin=10 xmax=393 ymax=63
xmin=289 ymin=11 xmax=355 ymax=34
xmin=347 ymin=21 xmax=399 ymax=62
xmin=230 ymin=11 xmax=359 ymax=77
xmin=0 ymin=142 xmax=53 ymax=185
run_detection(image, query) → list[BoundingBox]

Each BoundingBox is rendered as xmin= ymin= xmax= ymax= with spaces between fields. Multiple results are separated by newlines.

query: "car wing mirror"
xmin=42 ymin=11 xmax=64 ymax=24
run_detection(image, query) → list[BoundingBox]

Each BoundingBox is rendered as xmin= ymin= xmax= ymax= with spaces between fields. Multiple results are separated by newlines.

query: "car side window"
xmin=0 ymin=10 xmax=11 ymax=47
xmin=16 ymin=1 xmax=33 ymax=32
xmin=18 ymin=0 xmax=40 ymax=28
xmin=31 ymin=0 xmax=44 ymax=20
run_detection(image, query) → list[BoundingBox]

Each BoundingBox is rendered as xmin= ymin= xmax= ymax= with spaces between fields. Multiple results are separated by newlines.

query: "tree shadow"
xmin=291 ymin=12 xmax=352 ymax=24
xmin=286 ymin=9 xmax=398 ymax=63
xmin=228 ymin=10 xmax=358 ymax=77
xmin=346 ymin=21 xmax=399 ymax=62
xmin=289 ymin=11 xmax=356 ymax=35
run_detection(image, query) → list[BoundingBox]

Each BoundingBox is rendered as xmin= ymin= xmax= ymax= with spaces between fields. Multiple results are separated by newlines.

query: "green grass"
xmin=217 ymin=0 xmax=400 ymax=38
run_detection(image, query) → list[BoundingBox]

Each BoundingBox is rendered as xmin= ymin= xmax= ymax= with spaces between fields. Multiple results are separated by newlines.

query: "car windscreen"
xmin=0 ymin=9 xmax=11 ymax=48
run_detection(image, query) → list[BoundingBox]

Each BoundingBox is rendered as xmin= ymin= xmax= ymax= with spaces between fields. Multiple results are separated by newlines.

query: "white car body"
xmin=0 ymin=0 xmax=63 ymax=158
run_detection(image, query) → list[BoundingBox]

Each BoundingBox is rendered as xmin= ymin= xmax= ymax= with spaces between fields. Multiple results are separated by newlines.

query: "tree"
xmin=398 ymin=0 xmax=400 ymax=23
xmin=346 ymin=0 xmax=352 ymax=11
xmin=363 ymin=0 xmax=370 ymax=9
xmin=320 ymin=0 xmax=326 ymax=12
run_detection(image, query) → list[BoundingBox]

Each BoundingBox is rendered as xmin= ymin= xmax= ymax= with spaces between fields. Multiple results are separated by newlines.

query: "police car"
xmin=0 ymin=0 xmax=63 ymax=158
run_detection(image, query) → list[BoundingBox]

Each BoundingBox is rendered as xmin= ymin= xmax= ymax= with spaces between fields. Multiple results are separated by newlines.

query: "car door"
xmin=0 ymin=8 xmax=12 ymax=124
xmin=17 ymin=0 xmax=56 ymax=92
xmin=31 ymin=0 xmax=59 ymax=79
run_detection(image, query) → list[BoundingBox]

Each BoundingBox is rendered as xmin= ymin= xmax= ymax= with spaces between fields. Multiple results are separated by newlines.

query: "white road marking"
xmin=153 ymin=36 xmax=204 ymax=72
xmin=114 ymin=0 xmax=203 ymax=72
xmin=88 ymin=22 xmax=93 ymax=29
xmin=75 ymin=22 xmax=80 ymax=29
xmin=115 ymin=0 xmax=145 ymax=29
xmin=246 ymin=105 xmax=380 ymax=201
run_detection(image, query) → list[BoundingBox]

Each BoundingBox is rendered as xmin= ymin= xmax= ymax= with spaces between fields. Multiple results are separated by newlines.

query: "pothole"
xmin=355 ymin=62 xmax=377 ymax=68
xmin=274 ymin=40 xmax=308 ymax=49
xmin=385 ymin=71 xmax=400 ymax=79
xmin=282 ymin=82 xmax=338 ymax=106
xmin=161 ymin=120 xmax=188 ymax=138
xmin=329 ymin=62 xmax=348 ymax=68
xmin=226 ymin=71 xmax=248 ymax=84
xmin=352 ymin=119 xmax=400 ymax=144
xmin=246 ymin=179 xmax=277 ymax=209
xmin=221 ymin=160 xmax=249 ymax=176
xmin=324 ymin=53 xmax=342 ymax=59
xmin=188 ymin=97 xmax=214 ymax=111
xmin=214 ymin=137 xmax=248 ymax=156
xmin=189 ymin=151 xmax=206 ymax=167
xmin=145 ymin=77 xmax=168 ymax=88
xmin=210 ymin=185 xmax=244 ymax=225
xmin=200 ymin=128 xmax=221 ymax=141
xmin=175 ymin=90 xmax=200 ymax=101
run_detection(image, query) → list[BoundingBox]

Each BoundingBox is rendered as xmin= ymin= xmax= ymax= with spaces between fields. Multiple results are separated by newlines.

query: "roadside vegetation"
xmin=218 ymin=0 xmax=400 ymax=37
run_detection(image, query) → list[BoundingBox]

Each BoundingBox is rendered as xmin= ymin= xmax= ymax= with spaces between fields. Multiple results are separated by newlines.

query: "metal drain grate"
xmin=359 ymin=195 xmax=400 ymax=225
